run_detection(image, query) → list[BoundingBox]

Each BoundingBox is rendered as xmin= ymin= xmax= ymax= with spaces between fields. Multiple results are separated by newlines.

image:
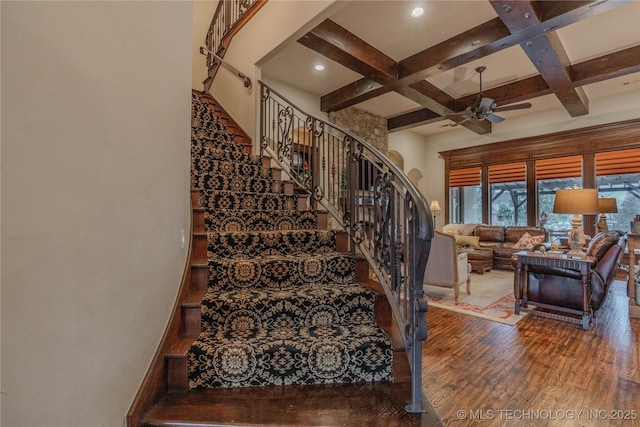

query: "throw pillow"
xmin=455 ymin=235 xmax=480 ymax=248
xmin=586 ymin=231 xmax=619 ymax=259
xmin=514 ymin=232 xmax=545 ymax=250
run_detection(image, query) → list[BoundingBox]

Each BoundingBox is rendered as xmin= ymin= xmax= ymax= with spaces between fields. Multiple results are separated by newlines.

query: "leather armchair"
xmin=424 ymin=231 xmax=472 ymax=303
xmin=525 ymin=231 xmax=625 ymax=312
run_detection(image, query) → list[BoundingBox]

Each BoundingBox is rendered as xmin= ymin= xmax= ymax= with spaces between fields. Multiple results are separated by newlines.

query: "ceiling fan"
xmin=447 ymin=66 xmax=532 ymax=126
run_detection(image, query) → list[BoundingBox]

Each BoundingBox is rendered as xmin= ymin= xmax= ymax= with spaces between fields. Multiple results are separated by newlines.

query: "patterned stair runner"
xmin=186 ymin=91 xmax=392 ymax=389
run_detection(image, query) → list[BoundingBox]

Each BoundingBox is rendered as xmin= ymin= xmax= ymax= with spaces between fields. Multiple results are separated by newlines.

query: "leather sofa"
xmin=524 ymin=231 xmax=625 ymax=313
xmin=441 ymin=224 xmax=547 ymax=270
xmin=475 ymin=226 xmax=546 ymax=269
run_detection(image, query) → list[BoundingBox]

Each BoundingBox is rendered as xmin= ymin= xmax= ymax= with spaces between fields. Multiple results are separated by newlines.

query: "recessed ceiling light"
xmin=314 ymin=64 xmax=325 ymax=71
xmin=411 ymin=7 xmax=424 ymax=17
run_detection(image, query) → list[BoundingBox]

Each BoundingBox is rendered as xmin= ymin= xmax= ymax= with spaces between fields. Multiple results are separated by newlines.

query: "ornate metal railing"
xmin=259 ymin=81 xmax=434 ymax=413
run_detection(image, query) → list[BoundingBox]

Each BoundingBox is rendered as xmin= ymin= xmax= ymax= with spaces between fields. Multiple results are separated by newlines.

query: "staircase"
xmin=126 ymin=91 xmax=434 ymax=426
xmin=185 ymin=90 xmax=395 ymax=389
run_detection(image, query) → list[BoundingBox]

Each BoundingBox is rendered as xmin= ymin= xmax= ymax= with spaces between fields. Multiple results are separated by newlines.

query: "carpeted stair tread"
xmin=188 ymin=324 xmax=393 ymax=388
xmin=205 ymin=209 xmax=318 ymax=232
xmin=207 ymin=229 xmax=336 ymax=257
xmin=192 ymin=171 xmax=282 ymax=194
xmin=192 ymin=141 xmax=262 ymax=165
xmin=200 ymin=282 xmax=377 ymax=333
xmin=208 ymin=252 xmax=355 ymax=291
xmin=192 ymin=156 xmax=273 ymax=180
xmin=199 ymin=189 xmax=299 ymax=211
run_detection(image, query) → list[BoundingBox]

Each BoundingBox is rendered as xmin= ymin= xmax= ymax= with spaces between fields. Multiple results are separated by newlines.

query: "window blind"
xmin=595 ymin=148 xmax=640 ymax=176
xmin=536 ymin=155 xmax=582 ymax=180
xmin=449 ymin=167 xmax=481 ymax=187
xmin=488 ymin=162 xmax=526 ymax=183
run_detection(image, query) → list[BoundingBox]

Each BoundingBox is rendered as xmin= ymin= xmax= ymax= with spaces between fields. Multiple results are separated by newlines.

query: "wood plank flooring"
xmin=423 ymin=279 xmax=640 ymax=427
xmin=142 ymin=279 xmax=639 ymax=426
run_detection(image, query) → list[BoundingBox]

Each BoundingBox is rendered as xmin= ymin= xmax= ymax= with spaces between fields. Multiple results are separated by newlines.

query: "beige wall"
xmin=1 ymin=2 xmax=192 ymax=426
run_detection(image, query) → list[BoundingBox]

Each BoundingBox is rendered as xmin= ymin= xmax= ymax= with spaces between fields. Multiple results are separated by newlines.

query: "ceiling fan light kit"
xmin=448 ymin=66 xmax=532 ymax=126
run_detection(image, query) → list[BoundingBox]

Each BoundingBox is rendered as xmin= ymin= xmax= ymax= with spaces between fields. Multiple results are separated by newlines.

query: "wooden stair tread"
xmin=165 ymin=337 xmax=194 ymax=358
xmin=182 ymin=292 xmax=205 ymax=307
xmin=142 ymin=383 xmax=441 ymax=427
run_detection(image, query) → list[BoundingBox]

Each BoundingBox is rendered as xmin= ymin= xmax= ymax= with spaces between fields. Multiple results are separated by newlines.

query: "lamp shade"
xmin=430 ymin=200 xmax=442 ymax=212
xmin=552 ymin=188 xmax=599 ymax=215
xmin=598 ymin=197 xmax=618 ymax=213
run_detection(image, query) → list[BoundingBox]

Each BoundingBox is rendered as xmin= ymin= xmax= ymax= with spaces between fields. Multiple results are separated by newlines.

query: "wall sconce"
xmin=552 ymin=185 xmax=599 ymax=258
xmin=430 ymin=200 xmax=442 ymax=228
xmin=596 ymin=197 xmax=618 ymax=234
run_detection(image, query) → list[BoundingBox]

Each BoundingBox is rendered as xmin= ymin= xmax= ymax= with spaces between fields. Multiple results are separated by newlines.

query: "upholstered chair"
xmin=424 ymin=230 xmax=472 ymax=303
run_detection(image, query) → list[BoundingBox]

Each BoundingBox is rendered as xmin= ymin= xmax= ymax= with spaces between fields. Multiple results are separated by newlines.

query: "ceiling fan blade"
xmin=493 ymin=102 xmax=532 ymax=112
xmin=445 ymin=112 xmax=467 ymax=117
xmin=479 ymin=97 xmax=495 ymax=110
xmin=486 ymin=113 xmax=505 ymax=123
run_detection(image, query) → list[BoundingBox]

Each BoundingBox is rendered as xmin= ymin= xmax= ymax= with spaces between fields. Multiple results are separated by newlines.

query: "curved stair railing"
xmin=259 ymin=81 xmax=434 ymax=413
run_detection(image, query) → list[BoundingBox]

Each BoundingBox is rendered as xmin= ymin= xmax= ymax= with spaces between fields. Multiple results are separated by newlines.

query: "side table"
xmin=514 ymin=250 xmax=596 ymax=330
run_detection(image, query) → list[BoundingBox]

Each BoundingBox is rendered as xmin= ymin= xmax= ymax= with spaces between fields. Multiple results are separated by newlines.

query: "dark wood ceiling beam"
xmin=570 ymin=45 xmax=640 ymax=86
xmin=536 ymin=0 xmax=632 ymax=23
xmin=320 ymin=0 xmax=625 ymax=114
xmin=320 ymin=78 xmax=392 ymax=112
xmin=387 ymin=109 xmax=442 ymax=132
xmin=298 ymin=19 xmax=398 ymax=85
xmin=491 ymin=0 xmax=589 ymax=116
xmin=456 ymin=75 xmax=552 ymax=110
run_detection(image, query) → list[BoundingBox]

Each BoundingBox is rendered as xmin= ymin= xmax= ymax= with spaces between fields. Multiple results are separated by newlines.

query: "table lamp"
xmin=596 ymin=197 xmax=617 ymax=234
xmin=552 ymin=185 xmax=599 ymax=258
xmin=430 ymin=200 xmax=442 ymax=228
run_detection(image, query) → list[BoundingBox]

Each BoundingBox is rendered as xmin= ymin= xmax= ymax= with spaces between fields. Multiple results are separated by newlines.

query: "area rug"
xmin=423 ymin=269 xmax=530 ymax=325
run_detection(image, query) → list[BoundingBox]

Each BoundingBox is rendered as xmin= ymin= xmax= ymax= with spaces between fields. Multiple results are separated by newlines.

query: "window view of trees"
xmin=449 ymin=167 xmax=482 ymax=224
xmin=598 ymin=172 xmax=640 ymax=233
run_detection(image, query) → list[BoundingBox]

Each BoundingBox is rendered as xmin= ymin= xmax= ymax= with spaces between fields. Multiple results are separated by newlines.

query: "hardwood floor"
xmin=423 ymin=279 xmax=640 ymax=427
xmin=142 ymin=279 xmax=638 ymax=426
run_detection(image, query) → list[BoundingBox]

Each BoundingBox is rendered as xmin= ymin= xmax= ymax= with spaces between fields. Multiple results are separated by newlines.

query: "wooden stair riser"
xmin=189 ymin=264 xmax=208 ymax=293
xmin=190 ymin=188 xmax=202 ymax=208
xmin=181 ymin=302 xmax=203 ymax=337
xmin=355 ymin=257 xmax=371 ymax=281
xmin=166 ymin=357 xmax=189 ymax=393
xmin=316 ymin=211 xmax=328 ymax=230
xmin=336 ymin=230 xmax=350 ymax=252
xmin=392 ymin=349 xmax=412 ymax=383
xmin=192 ymin=233 xmax=208 ymax=264
xmin=284 ymin=181 xmax=294 ymax=195
xmin=192 ymin=208 xmax=205 ymax=234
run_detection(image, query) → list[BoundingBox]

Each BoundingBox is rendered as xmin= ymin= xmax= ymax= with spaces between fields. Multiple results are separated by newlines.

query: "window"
xmin=449 ymin=167 xmax=482 ymax=224
xmin=596 ymin=148 xmax=640 ymax=233
xmin=489 ymin=162 xmax=527 ymax=226
xmin=536 ymin=155 xmax=583 ymax=242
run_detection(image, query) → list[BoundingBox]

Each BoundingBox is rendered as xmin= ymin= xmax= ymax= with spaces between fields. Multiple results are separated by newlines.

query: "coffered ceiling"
xmin=261 ymin=0 xmax=640 ymax=136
